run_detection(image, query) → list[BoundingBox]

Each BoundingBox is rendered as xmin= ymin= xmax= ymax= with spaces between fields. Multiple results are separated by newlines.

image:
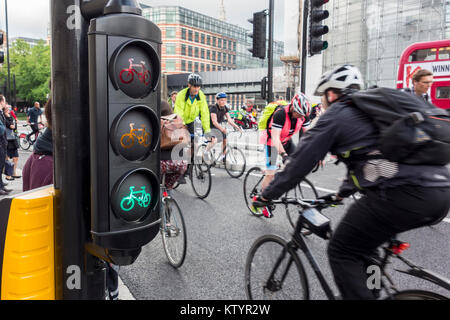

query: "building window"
xmin=201 ymin=48 xmax=205 ymax=59
xmin=181 ymin=60 xmax=186 ymax=71
xmin=228 ymin=40 xmax=232 ymax=51
xmin=188 ymin=30 xmax=193 ymax=41
xmin=212 ymin=51 xmax=216 ymax=61
xmin=223 ymin=39 xmax=227 ymax=50
xmin=200 ymin=63 xmax=205 ymax=72
xmin=181 ymin=44 xmax=187 ymax=56
xmin=207 ymin=50 xmax=211 ymax=60
xmin=218 ymin=66 xmax=222 ymax=71
xmin=213 ymin=36 xmax=217 ymax=47
xmin=201 ymin=34 xmax=205 ymax=44
xmin=188 ymin=61 xmax=192 ymax=72
xmin=212 ymin=65 xmax=216 ymax=71
xmin=194 ymin=62 xmax=199 ymax=72
xmin=233 ymin=55 xmax=236 ymax=65
xmin=218 ymin=52 xmax=222 ymax=62
xmin=181 ymin=28 xmax=187 ymax=40
xmin=165 ymin=43 xmax=176 ymax=55
xmin=195 ymin=47 xmax=199 ymax=58
xmin=165 ymin=27 xmax=176 ymax=39
xmin=218 ymin=38 xmax=222 ymax=48
xmin=207 ymin=35 xmax=211 ymax=45
xmin=206 ymin=64 xmax=210 ymax=72
xmin=188 ymin=46 xmax=193 ymax=57
xmin=195 ymin=32 xmax=199 ymax=42
xmin=165 ymin=59 xmax=176 ymax=72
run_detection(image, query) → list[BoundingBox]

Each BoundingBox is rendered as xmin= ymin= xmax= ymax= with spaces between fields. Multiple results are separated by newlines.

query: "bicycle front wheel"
xmin=388 ymin=290 xmax=448 ymax=300
xmin=161 ymin=197 xmax=187 ymax=268
xmin=225 ymin=147 xmax=246 ymax=178
xmin=19 ymin=136 xmax=31 ymax=151
xmin=243 ymin=167 xmax=264 ymax=216
xmin=190 ymin=162 xmax=212 ymax=199
xmin=245 ymin=234 xmax=309 ymax=300
xmin=285 ymin=178 xmax=319 ymax=229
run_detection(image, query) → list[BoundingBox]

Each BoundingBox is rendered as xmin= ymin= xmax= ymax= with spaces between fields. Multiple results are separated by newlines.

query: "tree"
xmin=0 ymin=39 xmax=50 ymax=105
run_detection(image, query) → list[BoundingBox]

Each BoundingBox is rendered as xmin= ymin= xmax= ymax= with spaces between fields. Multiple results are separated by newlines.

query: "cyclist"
xmin=26 ymin=102 xmax=43 ymax=142
xmin=256 ymin=92 xmax=313 ymax=218
xmin=207 ymin=92 xmax=242 ymax=162
xmin=174 ymin=73 xmax=211 ymax=138
xmin=252 ymin=64 xmax=450 ymax=299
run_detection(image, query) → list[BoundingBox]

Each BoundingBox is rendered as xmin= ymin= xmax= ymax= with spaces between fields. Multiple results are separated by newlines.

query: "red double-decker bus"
xmin=397 ymin=40 xmax=450 ymax=109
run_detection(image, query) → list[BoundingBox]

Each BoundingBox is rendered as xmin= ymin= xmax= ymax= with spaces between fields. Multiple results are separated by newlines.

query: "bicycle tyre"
xmin=388 ymin=290 xmax=448 ymax=300
xmin=161 ymin=197 xmax=187 ymax=268
xmin=190 ymin=162 xmax=212 ymax=199
xmin=243 ymin=167 xmax=265 ymax=217
xmin=285 ymin=178 xmax=319 ymax=230
xmin=19 ymin=137 xmax=31 ymax=151
xmin=245 ymin=234 xmax=309 ymax=300
xmin=225 ymin=147 xmax=246 ymax=178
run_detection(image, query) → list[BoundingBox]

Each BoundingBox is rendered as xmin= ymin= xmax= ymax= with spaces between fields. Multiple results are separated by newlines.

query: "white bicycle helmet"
xmin=314 ymin=65 xmax=364 ymax=96
xmin=291 ymin=92 xmax=312 ymax=117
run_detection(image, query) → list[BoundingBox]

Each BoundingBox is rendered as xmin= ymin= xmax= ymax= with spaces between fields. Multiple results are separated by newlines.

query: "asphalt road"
xmin=119 ymin=161 xmax=450 ymax=300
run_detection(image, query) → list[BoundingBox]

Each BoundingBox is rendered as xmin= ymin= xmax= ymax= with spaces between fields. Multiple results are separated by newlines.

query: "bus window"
xmin=438 ymin=47 xmax=450 ymax=60
xmin=408 ymin=48 xmax=437 ymax=62
xmin=436 ymin=86 xmax=450 ymax=99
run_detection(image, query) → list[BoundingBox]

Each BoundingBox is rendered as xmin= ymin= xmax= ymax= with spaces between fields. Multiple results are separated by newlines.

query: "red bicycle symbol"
xmin=120 ymin=58 xmax=151 ymax=86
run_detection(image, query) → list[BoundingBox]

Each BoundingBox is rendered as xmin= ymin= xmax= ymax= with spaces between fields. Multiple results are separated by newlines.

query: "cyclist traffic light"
xmin=87 ymin=0 xmax=161 ymax=266
xmin=309 ymin=0 xmax=329 ymax=56
xmin=248 ymin=10 xmax=267 ymax=59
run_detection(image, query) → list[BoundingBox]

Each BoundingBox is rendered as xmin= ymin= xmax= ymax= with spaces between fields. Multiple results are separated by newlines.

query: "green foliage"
xmin=0 ymin=39 xmax=50 ymax=105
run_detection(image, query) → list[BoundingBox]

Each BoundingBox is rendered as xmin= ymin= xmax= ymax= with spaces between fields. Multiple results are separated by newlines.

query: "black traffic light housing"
xmin=87 ymin=0 xmax=162 ymax=266
xmin=248 ymin=10 xmax=267 ymax=59
xmin=0 ymin=32 xmax=4 ymax=64
xmin=309 ymin=0 xmax=329 ymax=56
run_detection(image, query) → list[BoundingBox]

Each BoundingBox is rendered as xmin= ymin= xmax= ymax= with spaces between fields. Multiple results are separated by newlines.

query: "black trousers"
xmin=328 ymin=185 xmax=450 ymax=300
xmin=27 ymin=123 xmax=39 ymax=141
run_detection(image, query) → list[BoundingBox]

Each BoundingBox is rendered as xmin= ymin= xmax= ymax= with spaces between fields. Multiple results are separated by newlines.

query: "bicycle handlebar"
xmin=253 ymin=196 xmax=343 ymax=210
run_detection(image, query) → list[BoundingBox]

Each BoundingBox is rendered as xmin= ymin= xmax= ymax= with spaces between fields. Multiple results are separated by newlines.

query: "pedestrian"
xmin=22 ymin=99 xmax=53 ymax=191
xmin=0 ymin=95 xmax=12 ymax=195
xmin=168 ymin=91 xmax=177 ymax=108
xmin=403 ymin=69 xmax=433 ymax=102
xmin=26 ymin=101 xmax=43 ymax=143
xmin=4 ymin=105 xmax=20 ymax=181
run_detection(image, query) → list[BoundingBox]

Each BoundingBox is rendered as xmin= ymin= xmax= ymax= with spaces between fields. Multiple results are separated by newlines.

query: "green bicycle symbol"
xmin=120 ymin=186 xmax=151 ymax=212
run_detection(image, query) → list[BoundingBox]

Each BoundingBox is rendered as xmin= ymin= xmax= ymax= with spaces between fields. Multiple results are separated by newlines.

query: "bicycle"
xmin=120 ymin=123 xmax=151 ymax=149
xmin=243 ymin=166 xmax=318 ymax=229
xmin=199 ymin=129 xmax=246 ymax=179
xmin=172 ymin=133 xmax=212 ymax=199
xmin=19 ymin=122 xmax=44 ymax=151
xmin=245 ymin=197 xmax=450 ymax=300
xmin=160 ymin=172 xmax=187 ymax=268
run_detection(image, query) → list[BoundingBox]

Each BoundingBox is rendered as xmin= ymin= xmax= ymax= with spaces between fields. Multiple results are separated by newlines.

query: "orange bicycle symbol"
xmin=120 ymin=58 xmax=151 ymax=86
xmin=120 ymin=123 xmax=151 ymax=149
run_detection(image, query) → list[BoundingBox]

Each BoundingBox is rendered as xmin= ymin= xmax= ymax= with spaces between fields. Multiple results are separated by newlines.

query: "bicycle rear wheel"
xmin=161 ymin=197 xmax=187 ymax=268
xmin=243 ymin=167 xmax=265 ymax=217
xmin=388 ymin=290 xmax=448 ymax=300
xmin=245 ymin=234 xmax=309 ymax=300
xmin=225 ymin=147 xmax=246 ymax=178
xmin=190 ymin=162 xmax=212 ymax=199
xmin=285 ymin=178 xmax=319 ymax=230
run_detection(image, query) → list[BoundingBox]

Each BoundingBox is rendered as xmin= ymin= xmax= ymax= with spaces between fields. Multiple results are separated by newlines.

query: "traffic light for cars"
xmin=309 ymin=0 xmax=329 ymax=56
xmin=248 ymin=10 xmax=267 ymax=59
xmin=0 ymin=31 xmax=4 ymax=64
xmin=87 ymin=0 xmax=161 ymax=265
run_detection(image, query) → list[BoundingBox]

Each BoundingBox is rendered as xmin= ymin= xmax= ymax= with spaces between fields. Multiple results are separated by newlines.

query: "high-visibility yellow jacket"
xmin=174 ymin=87 xmax=211 ymax=133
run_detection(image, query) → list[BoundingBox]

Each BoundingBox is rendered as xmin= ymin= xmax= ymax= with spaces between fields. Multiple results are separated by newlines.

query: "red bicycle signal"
xmin=120 ymin=58 xmax=151 ymax=86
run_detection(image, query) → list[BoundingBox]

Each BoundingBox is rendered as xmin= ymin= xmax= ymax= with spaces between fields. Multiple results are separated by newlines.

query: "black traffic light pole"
xmin=300 ymin=0 xmax=309 ymax=93
xmin=51 ymin=0 xmax=109 ymax=300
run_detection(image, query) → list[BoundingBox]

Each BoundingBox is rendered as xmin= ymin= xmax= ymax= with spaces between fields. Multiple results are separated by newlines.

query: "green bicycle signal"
xmin=120 ymin=186 xmax=151 ymax=212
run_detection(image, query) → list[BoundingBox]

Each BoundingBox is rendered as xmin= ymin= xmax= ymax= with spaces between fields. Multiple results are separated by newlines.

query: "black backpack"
xmin=350 ymin=87 xmax=450 ymax=166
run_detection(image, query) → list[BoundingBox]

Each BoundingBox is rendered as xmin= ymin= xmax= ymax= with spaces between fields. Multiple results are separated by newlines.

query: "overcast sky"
xmin=0 ymin=0 xmax=285 ymax=41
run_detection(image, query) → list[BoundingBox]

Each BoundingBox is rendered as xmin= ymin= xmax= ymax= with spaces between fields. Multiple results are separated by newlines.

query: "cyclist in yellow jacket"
xmin=174 ymin=73 xmax=211 ymax=136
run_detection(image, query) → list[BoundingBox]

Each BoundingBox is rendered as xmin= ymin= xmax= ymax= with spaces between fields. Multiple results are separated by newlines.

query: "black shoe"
xmin=2 ymin=187 xmax=12 ymax=193
xmin=177 ymin=175 xmax=187 ymax=185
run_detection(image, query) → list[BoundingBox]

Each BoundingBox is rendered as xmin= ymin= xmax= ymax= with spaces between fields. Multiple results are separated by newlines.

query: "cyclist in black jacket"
xmin=253 ymin=65 xmax=450 ymax=299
